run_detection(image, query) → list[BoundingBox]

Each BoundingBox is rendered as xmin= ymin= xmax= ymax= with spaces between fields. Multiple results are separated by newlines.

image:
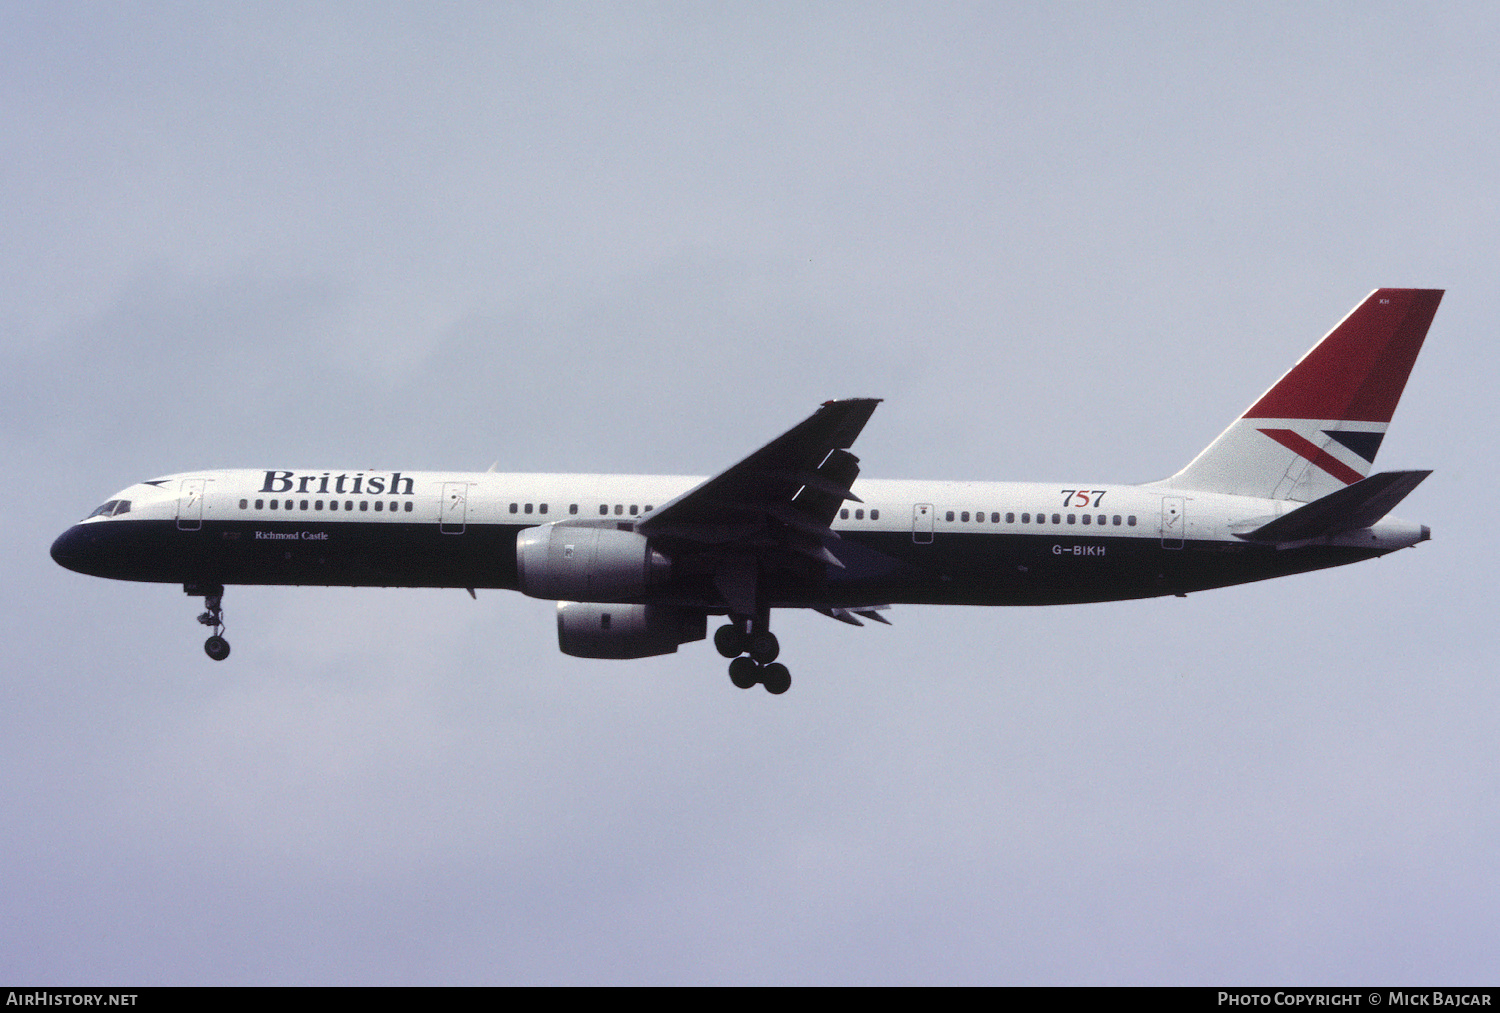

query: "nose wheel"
xmin=716 ymin=621 xmax=791 ymax=694
xmin=186 ymin=583 xmax=230 ymax=661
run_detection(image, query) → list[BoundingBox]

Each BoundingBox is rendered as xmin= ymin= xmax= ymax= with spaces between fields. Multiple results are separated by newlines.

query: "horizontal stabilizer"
xmin=1235 ymin=470 xmax=1431 ymax=545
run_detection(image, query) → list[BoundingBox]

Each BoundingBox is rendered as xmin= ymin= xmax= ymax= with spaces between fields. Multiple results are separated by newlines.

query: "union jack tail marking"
xmin=1163 ymin=289 xmax=1442 ymax=502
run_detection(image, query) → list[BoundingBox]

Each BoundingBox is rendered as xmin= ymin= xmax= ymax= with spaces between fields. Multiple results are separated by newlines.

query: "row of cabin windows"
xmin=945 ymin=510 xmax=1136 ymax=526
xmin=234 ymin=497 xmax=1138 ymax=528
xmin=838 ymin=506 xmax=1138 ymax=527
xmin=241 ymin=498 xmax=414 ymax=513
xmin=237 ymin=498 xmax=659 ymax=518
xmin=508 ymin=504 xmax=655 ymax=516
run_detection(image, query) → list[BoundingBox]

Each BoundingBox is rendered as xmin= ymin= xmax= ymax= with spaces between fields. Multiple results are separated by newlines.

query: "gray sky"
xmin=3 ymin=2 xmax=1496 ymax=984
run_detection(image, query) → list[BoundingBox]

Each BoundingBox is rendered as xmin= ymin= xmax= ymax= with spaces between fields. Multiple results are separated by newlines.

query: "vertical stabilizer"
xmin=1163 ymin=288 xmax=1442 ymax=501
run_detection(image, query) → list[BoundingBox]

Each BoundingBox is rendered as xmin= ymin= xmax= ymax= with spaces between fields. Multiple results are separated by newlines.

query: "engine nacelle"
xmin=555 ymin=602 xmax=707 ymax=660
xmin=516 ymin=524 xmax=669 ymax=602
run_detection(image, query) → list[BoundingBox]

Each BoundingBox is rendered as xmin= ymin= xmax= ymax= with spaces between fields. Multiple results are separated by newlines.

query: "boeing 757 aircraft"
xmin=52 ymin=289 xmax=1441 ymax=694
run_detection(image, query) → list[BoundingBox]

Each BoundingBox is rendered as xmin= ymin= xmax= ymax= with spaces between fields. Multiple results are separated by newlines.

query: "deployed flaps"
xmin=815 ymin=605 xmax=893 ymax=627
xmin=791 ymin=448 xmax=863 ymax=525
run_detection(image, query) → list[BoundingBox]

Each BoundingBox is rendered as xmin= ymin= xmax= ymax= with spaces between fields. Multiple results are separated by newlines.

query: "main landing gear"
xmin=714 ymin=620 xmax=791 ymax=694
xmin=186 ymin=583 xmax=230 ymax=661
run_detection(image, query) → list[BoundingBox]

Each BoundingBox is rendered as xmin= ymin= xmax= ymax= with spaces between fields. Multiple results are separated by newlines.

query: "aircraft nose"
xmin=50 ymin=524 xmax=95 ymax=574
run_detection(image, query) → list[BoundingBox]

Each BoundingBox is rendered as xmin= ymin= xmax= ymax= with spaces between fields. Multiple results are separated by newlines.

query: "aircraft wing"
xmin=634 ymin=398 xmax=881 ymax=570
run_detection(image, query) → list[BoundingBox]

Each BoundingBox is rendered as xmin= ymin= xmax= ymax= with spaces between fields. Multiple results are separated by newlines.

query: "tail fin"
xmin=1164 ymin=288 xmax=1442 ymax=501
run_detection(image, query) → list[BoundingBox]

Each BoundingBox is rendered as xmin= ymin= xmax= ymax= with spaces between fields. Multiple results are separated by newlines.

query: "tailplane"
xmin=1164 ymin=288 xmax=1442 ymax=501
xmin=1232 ymin=469 xmax=1431 ymax=546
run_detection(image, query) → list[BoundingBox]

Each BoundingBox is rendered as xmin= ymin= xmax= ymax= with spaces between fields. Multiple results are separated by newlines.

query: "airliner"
xmin=51 ymin=288 xmax=1441 ymax=694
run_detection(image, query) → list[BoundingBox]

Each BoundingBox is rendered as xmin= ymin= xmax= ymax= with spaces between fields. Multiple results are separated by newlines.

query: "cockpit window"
xmin=85 ymin=499 xmax=130 ymax=519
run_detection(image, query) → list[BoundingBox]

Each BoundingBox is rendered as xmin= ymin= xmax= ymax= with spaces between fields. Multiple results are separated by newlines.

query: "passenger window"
xmin=239 ymin=499 xmax=248 ymax=509
xmin=599 ymin=505 xmax=609 ymax=516
xmin=1006 ymin=513 xmax=1014 ymax=523
xmin=1113 ymin=515 xmax=1121 ymax=525
xmin=1021 ymin=513 xmax=1029 ymax=523
xmin=1081 ymin=514 xmax=1090 ymax=524
xmin=629 ymin=505 xmax=638 ymax=515
xmin=509 ymin=503 xmax=518 ymax=514
xmin=615 ymin=505 xmax=623 ymax=515
xmin=1067 ymin=514 xmax=1076 ymax=524
xmin=315 ymin=500 xmax=323 ymax=511
xmin=840 ymin=508 xmax=849 ymax=519
xmin=961 ymin=511 xmax=969 ymax=522
xmin=1052 ymin=514 xmax=1060 ymax=524
xmin=328 ymin=500 xmax=337 ymax=511
xmin=524 ymin=503 xmax=533 ymax=514
xmin=255 ymin=499 xmax=264 ymax=510
xmin=1097 ymin=514 xmax=1106 ymax=525
xmin=570 ymin=504 xmax=578 ymax=515
xmin=540 ymin=504 xmax=548 ymax=514
xmin=300 ymin=500 xmax=309 ymax=510
xmin=270 ymin=500 xmax=278 ymax=510
xmin=359 ymin=501 xmax=368 ymax=511
xmin=645 ymin=505 xmax=654 ymax=512
xmin=1128 ymin=515 xmax=1137 ymax=526
xmin=870 ymin=509 xmax=878 ymax=520
xmin=345 ymin=501 xmax=353 ymax=511
xmin=375 ymin=501 xmax=383 ymax=512
xmin=855 ymin=509 xmax=864 ymax=520
xmin=945 ymin=511 xmax=954 ymax=522
xmin=404 ymin=502 xmax=413 ymax=512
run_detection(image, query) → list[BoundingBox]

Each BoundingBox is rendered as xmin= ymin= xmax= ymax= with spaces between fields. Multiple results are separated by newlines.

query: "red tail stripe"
xmin=1258 ymin=428 xmax=1363 ymax=485
xmin=1244 ymin=289 xmax=1442 ymax=423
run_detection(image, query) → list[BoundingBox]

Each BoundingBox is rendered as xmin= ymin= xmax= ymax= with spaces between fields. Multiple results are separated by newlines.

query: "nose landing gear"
xmin=715 ymin=619 xmax=791 ymax=694
xmin=186 ymin=583 xmax=230 ymax=661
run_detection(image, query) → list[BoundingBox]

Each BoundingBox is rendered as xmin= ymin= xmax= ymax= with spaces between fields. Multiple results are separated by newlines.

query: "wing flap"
xmin=814 ymin=604 xmax=893 ymax=627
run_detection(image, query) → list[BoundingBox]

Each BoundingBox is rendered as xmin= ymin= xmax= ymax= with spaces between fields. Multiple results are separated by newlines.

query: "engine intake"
xmin=556 ymin=602 xmax=707 ymax=659
xmin=516 ymin=524 xmax=669 ymax=602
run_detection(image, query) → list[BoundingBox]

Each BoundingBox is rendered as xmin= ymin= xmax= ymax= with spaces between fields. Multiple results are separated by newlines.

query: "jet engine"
xmin=516 ymin=524 xmax=669 ymax=602
xmin=555 ymin=602 xmax=707 ymax=659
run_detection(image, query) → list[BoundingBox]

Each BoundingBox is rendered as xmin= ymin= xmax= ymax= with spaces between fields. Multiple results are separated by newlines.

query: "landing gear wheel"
xmin=728 ymin=656 xmax=760 ymax=689
xmin=761 ymin=662 xmax=791 ymax=695
xmin=187 ymin=583 xmax=229 ymax=661
xmin=715 ymin=623 xmax=748 ymax=659
xmin=748 ymin=631 xmax=780 ymax=664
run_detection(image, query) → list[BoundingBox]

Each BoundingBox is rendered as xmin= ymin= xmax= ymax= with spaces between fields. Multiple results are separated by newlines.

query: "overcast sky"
xmin=4 ymin=2 xmax=1496 ymax=984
